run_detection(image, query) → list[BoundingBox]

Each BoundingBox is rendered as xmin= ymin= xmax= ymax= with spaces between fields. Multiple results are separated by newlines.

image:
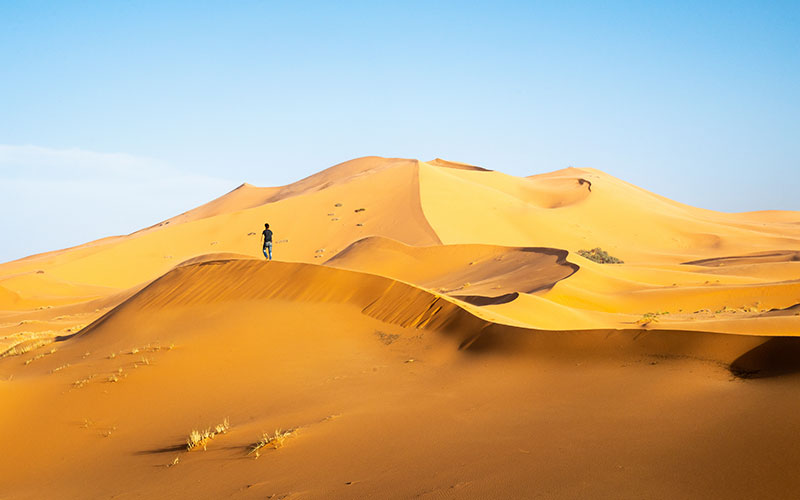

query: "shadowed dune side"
xmin=69 ymin=259 xmax=492 ymax=350
xmin=759 ymin=303 xmax=800 ymax=317
xmin=730 ymin=337 xmax=800 ymax=378
xmin=683 ymin=250 xmax=800 ymax=267
xmin=65 ymin=259 xmax=793 ymax=377
xmin=324 ymin=237 xmax=578 ymax=303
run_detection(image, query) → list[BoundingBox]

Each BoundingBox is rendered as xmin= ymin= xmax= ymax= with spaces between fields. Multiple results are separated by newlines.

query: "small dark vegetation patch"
xmin=374 ymin=331 xmax=399 ymax=345
xmin=577 ymin=247 xmax=624 ymax=264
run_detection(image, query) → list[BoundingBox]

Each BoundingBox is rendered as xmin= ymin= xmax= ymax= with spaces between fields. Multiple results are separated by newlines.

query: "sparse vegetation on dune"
xmin=374 ymin=330 xmax=399 ymax=345
xmin=577 ymin=247 xmax=624 ymax=264
xmin=186 ymin=418 xmax=230 ymax=451
xmin=73 ymin=375 xmax=94 ymax=388
xmin=249 ymin=428 xmax=295 ymax=458
xmin=51 ymin=363 xmax=70 ymax=373
xmin=637 ymin=311 xmax=669 ymax=326
xmin=1 ymin=336 xmax=55 ymax=359
xmin=2 ymin=323 xmax=87 ymax=360
xmin=24 ymin=347 xmax=57 ymax=365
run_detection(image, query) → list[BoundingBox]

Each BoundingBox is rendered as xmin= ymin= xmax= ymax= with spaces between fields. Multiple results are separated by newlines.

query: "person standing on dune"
xmin=261 ymin=223 xmax=273 ymax=260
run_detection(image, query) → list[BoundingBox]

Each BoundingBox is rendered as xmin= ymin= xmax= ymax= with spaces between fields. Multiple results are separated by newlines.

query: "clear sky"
xmin=1 ymin=1 xmax=798 ymax=262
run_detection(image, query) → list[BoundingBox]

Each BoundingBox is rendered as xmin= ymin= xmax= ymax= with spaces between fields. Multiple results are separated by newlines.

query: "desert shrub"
xmin=186 ymin=418 xmax=230 ymax=451
xmin=577 ymin=247 xmax=624 ymax=264
xmin=249 ymin=429 xmax=294 ymax=458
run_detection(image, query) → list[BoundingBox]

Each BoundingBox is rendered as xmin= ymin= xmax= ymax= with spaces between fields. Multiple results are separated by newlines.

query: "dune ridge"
xmin=324 ymin=236 xmax=578 ymax=301
xmin=69 ymin=258 xmax=784 ymax=369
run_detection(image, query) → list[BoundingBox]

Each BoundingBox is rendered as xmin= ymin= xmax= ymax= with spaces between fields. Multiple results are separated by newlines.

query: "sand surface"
xmin=1 ymin=156 xmax=799 ymax=499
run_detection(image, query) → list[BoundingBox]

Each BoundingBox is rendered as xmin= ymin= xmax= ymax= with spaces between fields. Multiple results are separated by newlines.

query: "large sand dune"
xmin=1 ymin=156 xmax=799 ymax=498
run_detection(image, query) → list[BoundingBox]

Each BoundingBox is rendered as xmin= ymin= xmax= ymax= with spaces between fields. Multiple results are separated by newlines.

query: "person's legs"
xmin=266 ymin=242 xmax=273 ymax=260
xmin=263 ymin=246 xmax=269 ymax=260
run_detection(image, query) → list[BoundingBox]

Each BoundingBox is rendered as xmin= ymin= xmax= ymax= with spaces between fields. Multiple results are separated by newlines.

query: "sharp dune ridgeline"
xmin=2 ymin=156 xmax=800 ymax=499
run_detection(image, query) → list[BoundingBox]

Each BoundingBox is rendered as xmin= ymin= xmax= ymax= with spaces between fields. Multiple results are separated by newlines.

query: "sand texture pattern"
xmin=1 ymin=156 xmax=799 ymax=499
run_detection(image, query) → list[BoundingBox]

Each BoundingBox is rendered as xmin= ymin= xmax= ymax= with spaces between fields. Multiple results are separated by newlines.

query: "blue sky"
xmin=1 ymin=1 xmax=798 ymax=262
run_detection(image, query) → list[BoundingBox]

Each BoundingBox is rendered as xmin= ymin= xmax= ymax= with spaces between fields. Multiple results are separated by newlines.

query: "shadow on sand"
xmin=135 ymin=444 xmax=186 ymax=455
xmin=730 ymin=337 xmax=800 ymax=379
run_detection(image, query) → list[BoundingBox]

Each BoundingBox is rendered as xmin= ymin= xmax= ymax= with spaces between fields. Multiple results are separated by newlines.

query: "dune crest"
xmin=67 ymin=258 xmax=782 ymax=364
xmin=325 ymin=236 xmax=578 ymax=303
xmin=426 ymin=158 xmax=491 ymax=171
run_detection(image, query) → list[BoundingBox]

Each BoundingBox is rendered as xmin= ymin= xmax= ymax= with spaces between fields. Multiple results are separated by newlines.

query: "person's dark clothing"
xmin=262 ymin=228 xmax=273 ymax=260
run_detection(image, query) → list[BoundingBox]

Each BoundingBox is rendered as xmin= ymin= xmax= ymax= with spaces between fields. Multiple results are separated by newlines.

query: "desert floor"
xmin=2 ymin=157 xmax=799 ymax=499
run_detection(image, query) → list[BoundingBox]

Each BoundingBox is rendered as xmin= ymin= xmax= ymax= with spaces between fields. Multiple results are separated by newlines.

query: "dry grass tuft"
xmin=187 ymin=429 xmax=212 ymax=450
xmin=1 ymin=337 xmax=55 ymax=359
xmin=215 ymin=418 xmax=230 ymax=435
xmin=249 ymin=428 xmax=295 ymax=458
xmin=186 ymin=418 xmax=230 ymax=451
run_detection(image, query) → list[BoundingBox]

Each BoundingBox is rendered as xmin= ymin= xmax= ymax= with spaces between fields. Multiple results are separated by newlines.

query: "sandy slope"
xmin=324 ymin=236 xmax=578 ymax=303
xmin=1 ymin=156 xmax=800 ymax=499
xmin=418 ymin=162 xmax=800 ymax=261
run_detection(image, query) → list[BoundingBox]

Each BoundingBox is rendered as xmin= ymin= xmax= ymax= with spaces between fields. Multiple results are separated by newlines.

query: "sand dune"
xmin=325 ymin=236 xmax=578 ymax=303
xmin=1 ymin=156 xmax=800 ymax=498
xmin=419 ymin=162 xmax=800 ymax=261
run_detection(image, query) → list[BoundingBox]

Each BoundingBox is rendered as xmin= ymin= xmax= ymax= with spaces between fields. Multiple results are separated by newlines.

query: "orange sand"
xmin=1 ymin=156 xmax=799 ymax=499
